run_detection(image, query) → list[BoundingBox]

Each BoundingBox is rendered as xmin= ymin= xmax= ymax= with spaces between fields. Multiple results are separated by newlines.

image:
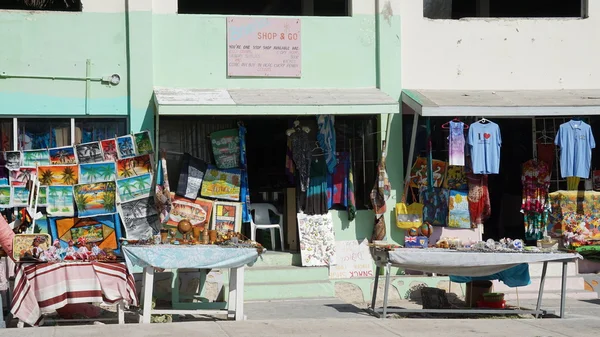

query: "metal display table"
xmin=369 ymin=248 xmax=581 ymax=319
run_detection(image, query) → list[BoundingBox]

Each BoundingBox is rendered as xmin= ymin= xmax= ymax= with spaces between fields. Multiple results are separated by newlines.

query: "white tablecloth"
xmin=384 ymin=249 xmax=581 ymax=276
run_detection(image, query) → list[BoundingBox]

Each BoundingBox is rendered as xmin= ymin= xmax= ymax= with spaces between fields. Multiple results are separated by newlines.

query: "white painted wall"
xmin=400 ymin=0 xmax=600 ymax=90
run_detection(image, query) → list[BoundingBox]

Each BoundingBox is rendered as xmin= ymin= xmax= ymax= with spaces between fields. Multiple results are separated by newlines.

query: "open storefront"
xmin=369 ymin=89 xmax=600 ymax=318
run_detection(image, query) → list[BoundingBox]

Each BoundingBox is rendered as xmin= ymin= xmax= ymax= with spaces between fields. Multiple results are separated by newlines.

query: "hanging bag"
xmin=396 ymin=182 xmax=423 ymax=229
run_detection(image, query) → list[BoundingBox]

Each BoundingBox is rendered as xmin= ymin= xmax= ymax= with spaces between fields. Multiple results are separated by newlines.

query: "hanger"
xmin=537 ymin=129 xmax=553 ymax=143
xmin=442 ymin=118 xmax=469 ymax=129
xmin=477 ymin=117 xmax=491 ymax=124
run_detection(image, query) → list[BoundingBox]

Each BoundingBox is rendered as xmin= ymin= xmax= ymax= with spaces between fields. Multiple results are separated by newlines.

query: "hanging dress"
xmin=448 ymin=121 xmax=465 ymax=166
xmin=288 ymin=127 xmax=312 ymax=192
xmin=521 ymin=159 xmax=551 ymax=240
xmin=370 ymin=141 xmax=391 ymax=241
xmin=305 ymin=158 xmax=328 ymax=215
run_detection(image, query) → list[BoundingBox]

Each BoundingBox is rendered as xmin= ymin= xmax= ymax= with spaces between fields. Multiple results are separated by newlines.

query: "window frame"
xmin=0 ymin=0 xmax=82 ymax=12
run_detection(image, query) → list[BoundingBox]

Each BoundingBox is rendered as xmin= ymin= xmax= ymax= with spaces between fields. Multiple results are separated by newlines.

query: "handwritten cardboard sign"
xmin=227 ymin=17 xmax=301 ymax=78
xmin=329 ymin=239 xmax=374 ymax=279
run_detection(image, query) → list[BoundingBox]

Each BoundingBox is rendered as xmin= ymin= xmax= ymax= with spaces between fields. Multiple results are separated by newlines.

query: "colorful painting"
xmin=73 ymin=181 xmax=117 ymax=218
xmin=200 ymin=166 xmax=241 ymax=201
xmin=49 ymin=146 xmax=77 ymax=164
xmin=33 ymin=216 xmax=50 ymax=235
xmin=49 ymin=215 xmax=122 ymax=254
xmin=47 ymin=186 xmax=75 ymax=217
xmin=409 ymin=157 xmax=447 ymax=188
xmin=13 ymin=234 xmax=51 ymax=262
xmin=76 ymin=141 xmax=104 ymax=164
xmin=176 ymin=153 xmax=207 ymax=199
xmin=0 ymin=186 xmax=10 ymax=207
xmin=10 ymin=167 xmax=37 ymax=186
xmin=210 ymin=128 xmax=240 ymax=169
xmin=120 ymin=197 xmax=160 ymax=240
xmin=79 ymin=162 xmax=117 ymax=184
xmin=167 ymin=193 xmax=213 ymax=231
xmin=448 ymin=190 xmax=470 ymax=229
xmin=22 ymin=149 xmax=50 ymax=167
xmin=297 ymin=213 xmax=336 ymax=267
xmin=37 ymin=186 xmax=48 ymax=207
xmin=101 ymin=139 xmax=119 ymax=161
xmin=6 ymin=151 xmax=21 ymax=171
xmin=117 ymin=154 xmax=153 ymax=179
xmin=548 ymin=190 xmax=600 ymax=239
xmin=420 ymin=187 xmax=449 ymax=227
xmin=37 ymin=165 xmax=78 ymax=186
xmin=117 ymin=135 xmax=136 ymax=159
xmin=11 ymin=186 xmax=30 ymax=207
xmin=445 ymin=166 xmax=468 ymax=190
xmin=116 ymin=173 xmax=152 ymax=202
xmin=212 ymin=201 xmax=242 ymax=234
xmin=134 ymin=131 xmax=154 ymax=156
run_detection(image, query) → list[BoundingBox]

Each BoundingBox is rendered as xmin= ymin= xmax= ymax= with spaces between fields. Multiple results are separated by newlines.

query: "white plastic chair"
xmin=249 ymin=203 xmax=284 ymax=251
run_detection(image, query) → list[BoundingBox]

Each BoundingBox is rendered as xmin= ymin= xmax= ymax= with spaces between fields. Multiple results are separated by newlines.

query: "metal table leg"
xmin=560 ymin=262 xmax=567 ymax=319
xmin=381 ymin=262 xmax=391 ymax=319
xmin=535 ymin=262 xmax=548 ymax=318
xmin=371 ymin=265 xmax=381 ymax=311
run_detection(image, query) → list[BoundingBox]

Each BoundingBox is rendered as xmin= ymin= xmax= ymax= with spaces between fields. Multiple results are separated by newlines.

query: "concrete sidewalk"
xmin=0 ymin=318 xmax=596 ymax=337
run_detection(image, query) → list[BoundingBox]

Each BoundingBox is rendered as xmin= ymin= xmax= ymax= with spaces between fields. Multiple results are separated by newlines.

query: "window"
xmin=75 ymin=118 xmax=128 ymax=144
xmin=0 ymin=0 xmax=81 ymax=11
xmin=178 ymin=0 xmax=349 ymax=16
xmin=424 ymin=0 xmax=587 ymax=19
xmin=0 ymin=119 xmax=12 ymax=152
xmin=159 ymin=115 xmax=378 ymax=210
xmin=18 ymin=118 xmax=71 ymax=151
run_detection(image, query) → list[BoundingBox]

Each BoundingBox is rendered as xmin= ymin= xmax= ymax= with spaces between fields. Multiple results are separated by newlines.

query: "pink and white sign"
xmin=227 ymin=17 xmax=301 ymax=78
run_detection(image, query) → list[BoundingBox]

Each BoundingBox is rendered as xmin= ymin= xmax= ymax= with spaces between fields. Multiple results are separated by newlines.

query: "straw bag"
xmin=396 ymin=184 xmax=423 ymax=229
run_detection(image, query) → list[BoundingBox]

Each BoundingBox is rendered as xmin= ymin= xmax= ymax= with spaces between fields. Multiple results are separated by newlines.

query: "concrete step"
xmin=245 ymin=265 xmax=329 ymax=284
xmin=244 ymin=280 xmax=335 ymax=301
xmin=253 ymin=251 xmax=302 ymax=267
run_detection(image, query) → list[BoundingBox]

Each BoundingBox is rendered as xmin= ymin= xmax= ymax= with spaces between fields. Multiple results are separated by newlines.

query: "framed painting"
xmin=11 ymin=186 xmax=30 ymax=207
xmin=200 ymin=166 xmax=241 ymax=201
xmin=133 ymin=130 xmax=154 ymax=156
xmin=76 ymin=141 xmax=104 ymax=164
xmin=10 ymin=167 xmax=37 ymax=186
xmin=211 ymin=201 xmax=242 ymax=234
xmin=49 ymin=214 xmax=123 ymax=254
xmin=22 ymin=149 xmax=50 ymax=167
xmin=116 ymin=135 xmax=136 ymax=159
xmin=36 ymin=186 xmax=48 ymax=207
xmin=79 ymin=161 xmax=117 ymax=184
xmin=117 ymin=154 xmax=153 ymax=179
xmin=49 ymin=146 xmax=77 ymax=165
xmin=116 ymin=173 xmax=152 ymax=202
xmin=47 ymin=186 xmax=75 ymax=217
xmin=166 ymin=193 xmax=213 ymax=231
xmin=37 ymin=165 xmax=78 ymax=186
xmin=73 ymin=181 xmax=117 ymax=218
xmin=5 ymin=151 xmax=21 ymax=171
xmin=100 ymin=139 xmax=119 ymax=162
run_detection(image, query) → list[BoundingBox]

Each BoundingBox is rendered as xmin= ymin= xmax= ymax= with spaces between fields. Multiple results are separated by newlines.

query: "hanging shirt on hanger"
xmin=448 ymin=121 xmax=466 ymax=166
xmin=467 ymin=121 xmax=502 ymax=174
xmin=555 ymin=120 xmax=596 ymax=179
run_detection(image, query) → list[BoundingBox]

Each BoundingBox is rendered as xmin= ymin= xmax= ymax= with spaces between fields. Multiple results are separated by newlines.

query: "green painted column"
xmin=376 ymin=1 xmax=403 ymax=245
xmin=126 ymin=1 xmax=154 ymax=134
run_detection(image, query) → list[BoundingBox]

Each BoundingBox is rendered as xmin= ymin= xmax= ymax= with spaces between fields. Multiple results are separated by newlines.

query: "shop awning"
xmin=402 ymin=89 xmax=600 ymax=117
xmin=154 ymin=87 xmax=399 ymax=115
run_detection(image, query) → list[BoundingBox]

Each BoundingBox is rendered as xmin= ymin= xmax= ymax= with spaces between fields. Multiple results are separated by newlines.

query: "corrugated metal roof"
xmin=154 ymin=87 xmax=398 ymax=106
xmin=402 ymin=89 xmax=600 ymax=117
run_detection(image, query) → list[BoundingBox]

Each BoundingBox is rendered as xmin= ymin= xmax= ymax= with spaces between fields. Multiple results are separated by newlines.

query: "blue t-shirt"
xmin=467 ymin=121 xmax=502 ymax=174
xmin=555 ymin=120 xmax=596 ymax=179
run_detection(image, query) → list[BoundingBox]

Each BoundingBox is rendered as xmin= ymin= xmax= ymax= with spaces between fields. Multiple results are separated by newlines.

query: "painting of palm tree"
xmin=75 ymin=142 xmax=103 ymax=164
xmin=48 ymin=187 xmax=59 ymax=212
xmin=22 ymin=149 xmax=50 ymax=167
xmin=0 ymin=187 xmax=10 ymax=206
xmin=80 ymin=162 xmax=116 ymax=184
xmin=101 ymin=139 xmax=118 ymax=161
xmin=82 ymin=165 xmax=101 ymax=183
xmin=11 ymin=186 xmax=30 ymax=207
xmin=39 ymin=168 xmax=55 ymax=186
xmin=74 ymin=181 xmax=116 ymax=217
xmin=117 ymin=135 xmax=135 ymax=159
xmin=134 ymin=131 xmax=154 ymax=155
xmin=49 ymin=146 xmax=77 ymax=164
xmin=74 ymin=193 xmax=90 ymax=212
xmin=47 ymin=186 xmax=74 ymax=216
xmin=61 ymin=166 xmax=78 ymax=185
xmin=118 ymin=155 xmax=152 ymax=178
xmin=117 ymin=173 xmax=151 ymax=202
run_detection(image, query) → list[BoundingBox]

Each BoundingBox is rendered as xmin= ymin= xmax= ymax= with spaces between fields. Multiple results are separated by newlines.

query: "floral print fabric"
xmin=521 ymin=159 xmax=551 ymax=240
xmin=297 ymin=213 xmax=336 ymax=266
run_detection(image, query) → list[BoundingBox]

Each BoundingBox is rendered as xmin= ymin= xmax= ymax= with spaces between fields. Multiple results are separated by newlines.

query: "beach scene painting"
xmin=117 ymin=135 xmax=136 ymax=159
xmin=11 ymin=186 xmax=30 ymax=207
xmin=22 ymin=149 xmax=50 ymax=167
xmin=10 ymin=167 xmax=37 ymax=186
xmin=101 ymin=139 xmax=119 ymax=161
xmin=448 ymin=190 xmax=470 ymax=229
xmin=49 ymin=146 xmax=77 ymax=164
xmin=37 ymin=165 xmax=78 ymax=186
xmin=116 ymin=173 xmax=152 ymax=202
xmin=117 ymin=154 xmax=153 ymax=179
xmin=0 ymin=186 xmax=11 ymax=207
xmin=76 ymin=141 xmax=104 ymax=164
xmin=79 ymin=162 xmax=117 ymax=184
xmin=134 ymin=131 xmax=154 ymax=156
xmin=73 ymin=181 xmax=117 ymax=218
xmin=47 ymin=186 xmax=75 ymax=217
